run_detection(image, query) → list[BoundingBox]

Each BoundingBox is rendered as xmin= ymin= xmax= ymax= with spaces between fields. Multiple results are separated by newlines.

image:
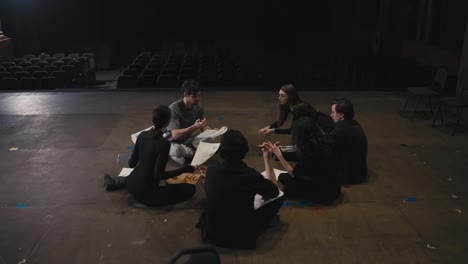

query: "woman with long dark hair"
xmin=263 ymin=117 xmax=341 ymax=204
xmin=105 ymin=105 xmax=197 ymax=207
xmin=258 ymin=84 xmax=317 ymax=136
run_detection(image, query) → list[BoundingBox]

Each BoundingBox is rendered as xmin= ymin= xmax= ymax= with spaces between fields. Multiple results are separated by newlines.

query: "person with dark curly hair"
xmin=164 ymin=79 xmax=217 ymax=165
xmin=197 ymin=130 xmax=284 ymax=249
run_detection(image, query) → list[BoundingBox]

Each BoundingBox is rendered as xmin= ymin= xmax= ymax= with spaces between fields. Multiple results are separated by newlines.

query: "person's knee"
xmin=278 ymin=173 xmax=290 ymax=183
xmin=170 ymin=144 xmax=194 ymax=158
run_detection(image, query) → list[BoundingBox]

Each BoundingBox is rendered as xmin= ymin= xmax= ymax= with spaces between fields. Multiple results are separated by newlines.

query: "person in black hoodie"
xmin=104 ymin=105 xmax=197 ymax=207
xmin=197 ymin=130 xmax=284 ymax=249
xmin=328 ymin=98 xmax=368 ymax=184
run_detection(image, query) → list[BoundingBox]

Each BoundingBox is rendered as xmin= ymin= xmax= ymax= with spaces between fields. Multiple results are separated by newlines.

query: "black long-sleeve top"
xmin=269 ymin=104 xmax=317 ymax=134
xmin=269 ymin=106 xmax=294 ymax=134
xmin=126 ymin=130 xmax=193 ymax=194
xmin=202 ymin=161 xmax=279 ymax=248
xmin=327 ymin=119 xmax=368 ymax=184
xmin=289 ymin=144 xmax=341 ymax=202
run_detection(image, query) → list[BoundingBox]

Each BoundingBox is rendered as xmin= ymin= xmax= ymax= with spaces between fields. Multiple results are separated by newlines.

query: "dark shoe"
xmin=104 ymin=174 xmax=115 ymax=187
xmin=105 ymin=175 xmax=126 ymax=192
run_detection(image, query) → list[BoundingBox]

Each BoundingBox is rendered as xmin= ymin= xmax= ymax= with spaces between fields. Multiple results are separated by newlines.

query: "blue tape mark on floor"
xmin=299 ymin=200 xmax=313 ymax=206
xmin=126 ymin=146 xmax=134 ymax=150
xmin=406 ymin=197 xmax=418 ymax=203
xmin=282 ymin=200 xmax=290 ymax=206
xmin=16 ymin=203 xmax=27 ymax=209
xmin=218 ymin=116 xmax=225 ymax=120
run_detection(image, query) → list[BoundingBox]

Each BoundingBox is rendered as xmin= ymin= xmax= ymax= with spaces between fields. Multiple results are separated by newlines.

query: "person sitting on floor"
xmin=164 ymin=79 xmax=218 ymax=165
xmin=263 ymin=116 xmax=341 ymax=204
xmin=197 ymin=130 xmax=284 ymax=249
xmin=104 ymin=105 xmax=198 ymax=207
xmin=258 ymin=83 xmax=317 ymax=137
xmin=328 ymin=98 xmax=368 ymax=184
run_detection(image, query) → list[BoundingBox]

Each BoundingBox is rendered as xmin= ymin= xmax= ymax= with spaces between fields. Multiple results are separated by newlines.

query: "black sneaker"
xmin=104 ymin=174 xmax=116 ymax=191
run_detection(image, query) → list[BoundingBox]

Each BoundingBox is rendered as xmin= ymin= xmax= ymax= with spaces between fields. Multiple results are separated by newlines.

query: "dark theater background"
xmin=0 ymin=0 xmax=466 ymax=90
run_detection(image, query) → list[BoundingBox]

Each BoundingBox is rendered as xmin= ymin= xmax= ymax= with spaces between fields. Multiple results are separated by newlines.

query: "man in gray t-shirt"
xmin=164 ymin=79 xmax=215 ymax=164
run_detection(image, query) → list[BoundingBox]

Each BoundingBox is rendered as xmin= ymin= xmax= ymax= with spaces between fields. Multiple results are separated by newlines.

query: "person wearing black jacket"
xmin=264 ymin=117 xmax=341 ymax=204
xmin=328 ymin=98 xmax=368 ymax=184
xmin=104 ymin=105 xmax=197 ymax=207
xmin=197 ymin=130 xmax=284 ymax=249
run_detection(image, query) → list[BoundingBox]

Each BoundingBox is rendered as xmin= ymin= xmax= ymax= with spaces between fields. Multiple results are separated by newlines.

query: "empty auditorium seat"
xmin=52 ymin=61 xmax=65 ymax=68
xmin=23 ymin=54 xmax=36 ymax=60
xmin=116 ymin=75 xmax=137 ymax=88
xmin=32 ymin=71 xmax=49 ymax=80
xmin=156 ymin=74 xmax=177 ymax=88
xmin=0 ymin=78 xmax=18 ymax=90
xmin=51 ymin=70 xmax=66 ymax=88
xmin=0 ymin=72 xmax=13 ymax=79
xmin=142 ymin=68 xmax=159 ymax=76
xmin=67 ymin=53 xmax=80 ymax=59
xmin=44 ymin=65 xmax=59 ymax=73
xmin=69 ymin=60 xmax=85 ymax=72
xmin=2 ymin=62 xmax=15 ymax=68
xmin=52 ymin=53 xmax=65 ymax=59
xmin=137 ymin=75 xmax=157 ymax=88
xmin=18 ymin=77 xmax=38 ymax=90
xmin=40 ymin=76 xmax=57 ymax=90
xmin=122 ymin=69 xmax=139 ymax=77
xmin=45 ymin=57 xmax=58 ymax=64
xmin=14 ymin=71 xmax=30 ymax=80
xmin=38 ymin=53 xmax=50 ymax=60
xmin=0 ymin=66 xmax=6 ymax=72
xmin=61 ymin=65 xmax=76 ymax=87
xmin=26 ymin=66 xmax=41 ymax=74
xmin=8 ymin=66 xmax=23 ymax=74
xmin=36 ymin=61 xmax=49 ymax=69
xmin=19 ymin=62 xmax=33 ymax=68
xmin=29 ymin=58 xmax=42 ymax=64
xmin=61 ymin=57 xmax=73 ymax=64
xmin=82 ymin=53 xmax=96 ymax=70
xmin=128 ymin=64 xmax=144 ymax=71
xmin=14 ymin=58 xmax=27 ymax=64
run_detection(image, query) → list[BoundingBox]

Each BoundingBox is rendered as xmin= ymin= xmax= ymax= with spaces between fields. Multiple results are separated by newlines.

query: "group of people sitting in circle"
xmin=104 ymin=80 xmax=368 ymax=249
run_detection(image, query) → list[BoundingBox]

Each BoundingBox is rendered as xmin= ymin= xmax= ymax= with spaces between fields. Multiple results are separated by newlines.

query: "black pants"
xmin=197 ymin=195 xmax=285 ymax=249
xmin=253 ymin=195 xmax=285 ymax=234
xmin=131 ymin=183 xmax=196 ymax=207
xmin=279 ymin=173 xmax=334 ymax=204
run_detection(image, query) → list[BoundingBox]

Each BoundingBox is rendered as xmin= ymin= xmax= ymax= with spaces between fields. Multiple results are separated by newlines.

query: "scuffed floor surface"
xmin=1 ymin=90 xmax=467 ymax=263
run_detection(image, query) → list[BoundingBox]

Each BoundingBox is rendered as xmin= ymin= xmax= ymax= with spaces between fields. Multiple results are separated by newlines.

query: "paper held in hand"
xmin=254 ymin=169 xmax=286 ymax=210
xmin=191 ymin=142 xmax=220 ymax=166
xmin=195 ymin=126 xmax=228 ymax=139
xmin=192 ymin=126 xmax=228 ymax=148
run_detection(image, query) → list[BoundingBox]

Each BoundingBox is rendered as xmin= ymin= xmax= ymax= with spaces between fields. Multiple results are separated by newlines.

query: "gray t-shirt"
xmin=165 ymin=99 xmax=205 ymax=142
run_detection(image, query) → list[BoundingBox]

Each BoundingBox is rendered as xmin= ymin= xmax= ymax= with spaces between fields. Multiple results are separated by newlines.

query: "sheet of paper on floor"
xmin=118 ymin=168 xmax=134 ymax=177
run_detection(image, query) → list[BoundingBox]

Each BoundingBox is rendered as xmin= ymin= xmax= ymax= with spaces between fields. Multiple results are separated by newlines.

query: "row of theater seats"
xmin=0 ymin=52 xmax=96 ymax=90
xmin=116 ymin=52 xmax=260 ymax=89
